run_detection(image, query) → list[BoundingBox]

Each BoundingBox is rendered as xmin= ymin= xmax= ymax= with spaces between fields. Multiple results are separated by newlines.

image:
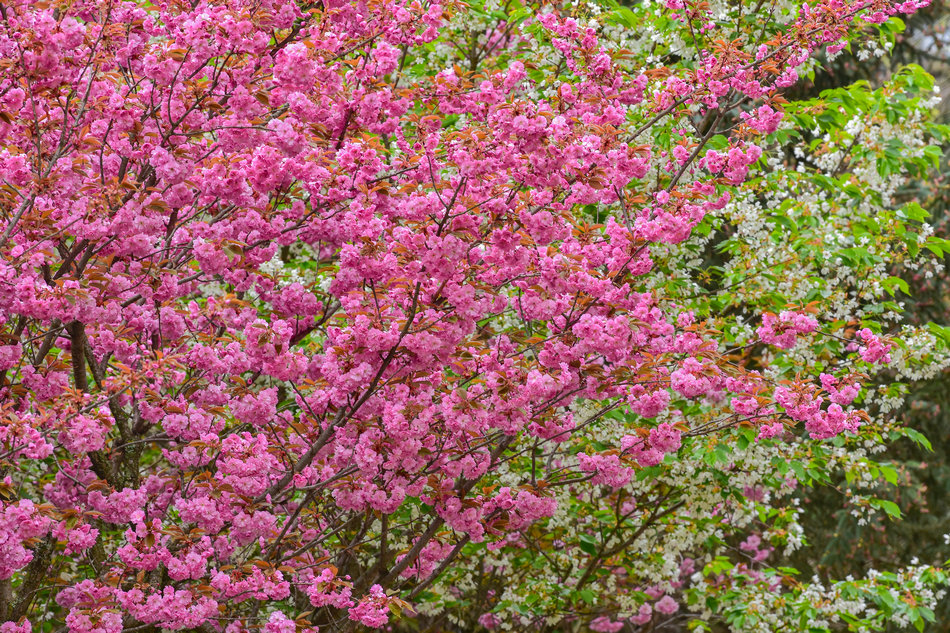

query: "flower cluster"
xmin=757 ymin=311 xmax=820 ymax=349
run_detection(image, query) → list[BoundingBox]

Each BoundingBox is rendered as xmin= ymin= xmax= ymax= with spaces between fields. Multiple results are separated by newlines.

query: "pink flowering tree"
xmin=0 ymin=0 xmax=947 ymax=631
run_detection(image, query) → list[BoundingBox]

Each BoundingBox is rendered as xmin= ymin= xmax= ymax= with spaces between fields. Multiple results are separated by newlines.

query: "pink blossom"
xmin=0 ymin=621 xmax=31 ymax=633
xmin=590 ymin=616 xmax=624 ymax=632
xmin=478 ymin=613 xmax=502 ymax=629
xmin=757 ymin=311 xmax=819 ymax=348
xmin=655 ymin=595 xmax=679 ymax=615
xmin=630 ymin=603 xmax=653 ymax=625
xmin=857 ymin=328 xmax=892 ymax=365
xmin=348 ymin=584 xmax=390 ymax=628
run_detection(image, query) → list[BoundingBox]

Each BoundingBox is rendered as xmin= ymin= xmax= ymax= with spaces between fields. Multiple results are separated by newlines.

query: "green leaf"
xmin=736 ymin=433 xmax=750 ymax=451
xmin=881 ymin=276 xmax=910 ymax=297
xmin=615 ymin=6 xmax=637 ymax=27
xmin=876 ymin=585 xmax=898 ymax=610
xmin=880 ymin=464 xmax=898 ymax=486
xmin=877 ymin=499 xmax=902 ymax=520
xmin=927 ymin=322 xmax=950 ymax=346
xmin=714 ymin=443 xmax=731 ymax=463
xmin=790 ymin=462 xmax=809 ymax=484
xmin=925 ymin=236 xmax=950 ymax=257
xmin=904 ymin=428 xmax=933 ymax=452
xmin=578 ymin=533 xmax=599 ymax=556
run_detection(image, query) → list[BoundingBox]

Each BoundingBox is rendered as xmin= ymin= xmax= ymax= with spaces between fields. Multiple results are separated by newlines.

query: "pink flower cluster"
xmin=756 ymin=310 xmax=819 ymax=348
xmin=857 ymin=328 xmax=892 ymax=364
xmin=820 ymin=373 xmax=860 ymax=406
xmin=620 ymin=422 xmax=683 ymax=468
xmin=741 ymin=104 xmax=784 ymax=134
xmin=703 ymin=143 xmax=764 ymax=184
xmin=774 ymin=385 xmax=863 ymax=440
xmin=0 ymin=499 xmax=51 ymax=579
xmin=348 ymin=584 xmax=391 ymax=628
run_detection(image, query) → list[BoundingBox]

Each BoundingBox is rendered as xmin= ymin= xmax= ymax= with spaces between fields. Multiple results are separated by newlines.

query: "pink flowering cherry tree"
xmin=0 ymin=0 xmax=947 ymax=631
